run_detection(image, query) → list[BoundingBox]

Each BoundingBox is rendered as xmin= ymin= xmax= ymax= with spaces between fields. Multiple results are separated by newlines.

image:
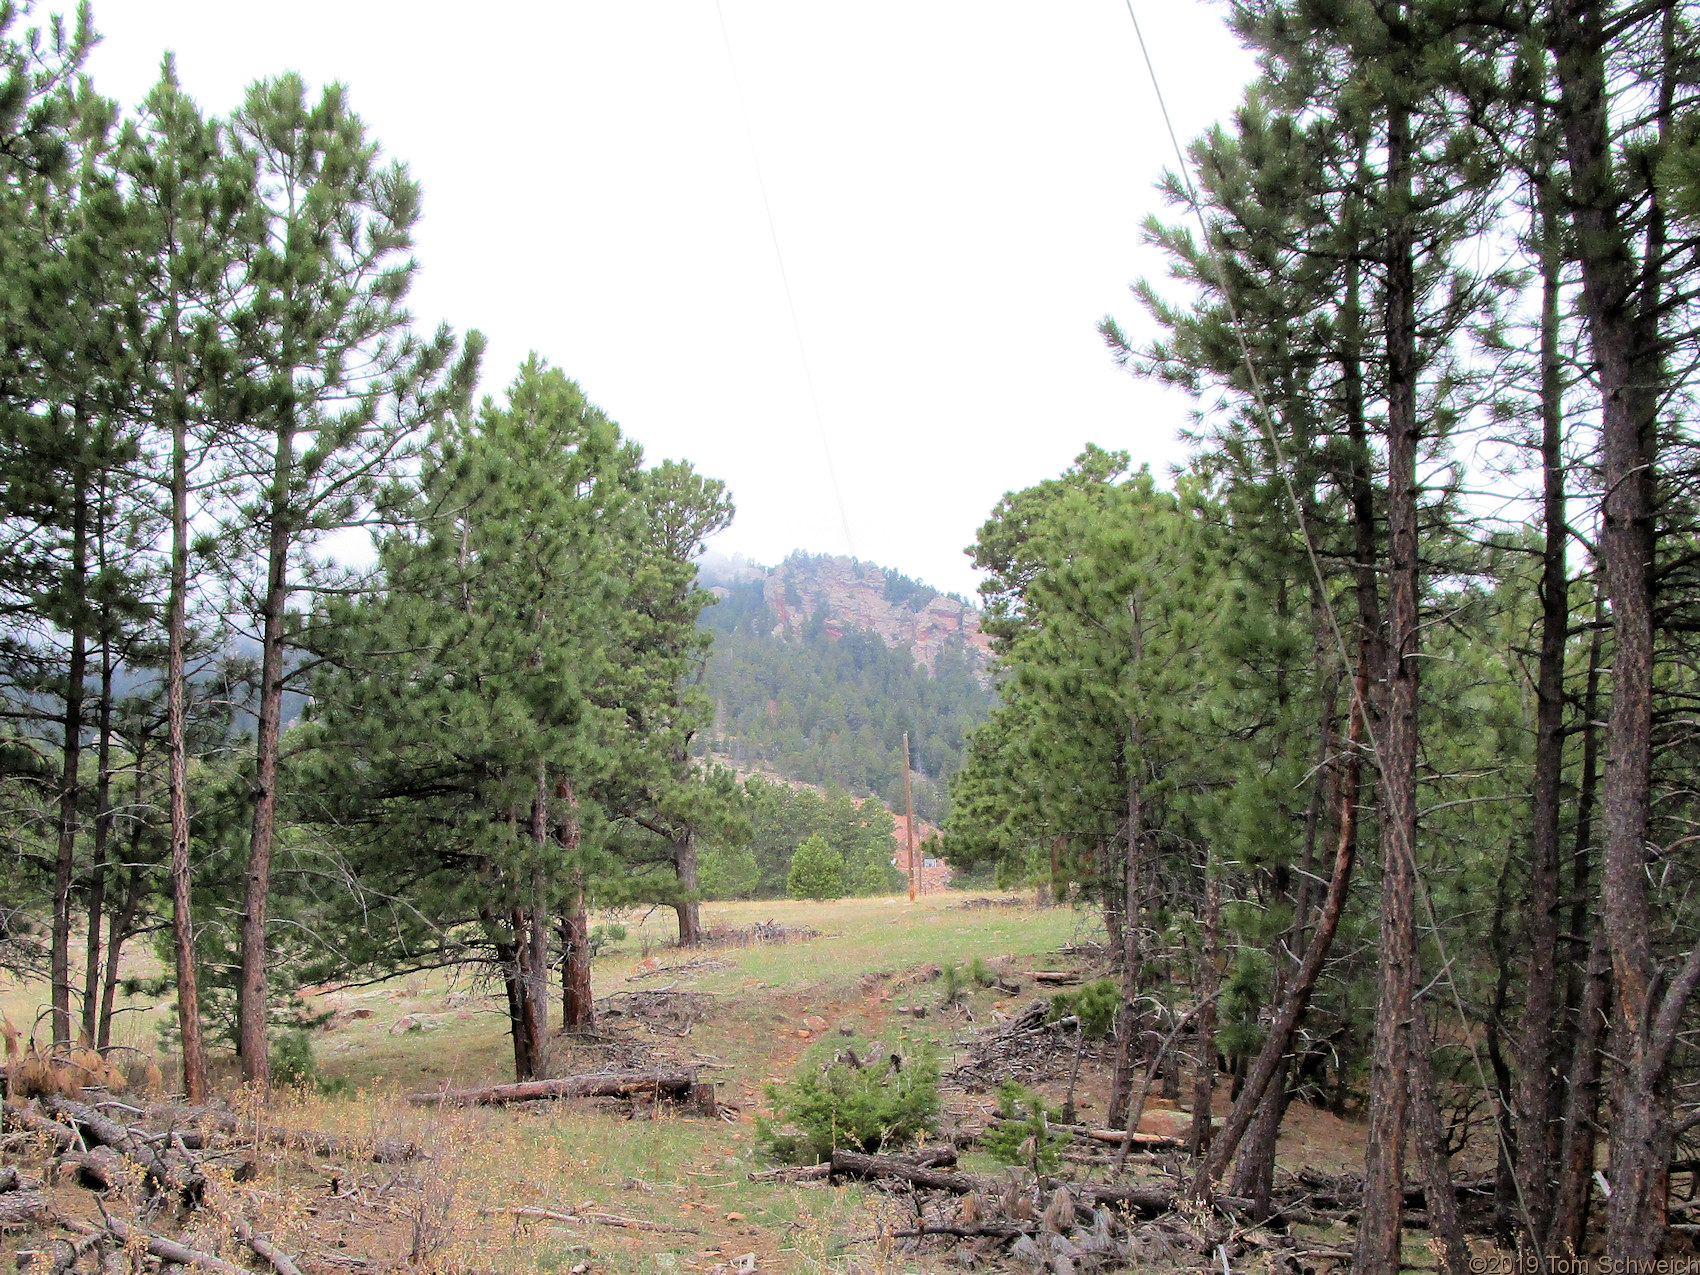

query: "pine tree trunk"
xmin=1192 ymin=674 xmax=1364 ymax=1195
xmin=1551 ymin=1 xmax=1677 ymax=1259
xmin=1188 ymin=872 xmax=1222 ymax=1157
xmin=52 ymin=425 xmax=89 ymax=1050
xmin=1230 ymin=1059 xmax=1289 ymax=1215
xmin=1549 ymin=929 xmax=1611 ymax=1255
xmin=80 ymin=630 xmax=114 ymax=1048
xmin=674 ymin=828 xmax=701 ymax=946
xmin=97 ymin=867 xmax=143 ymax=1052
xmin=499 ymin=938 xmax=535 ymax=1081
xmin=1108 ymin=724 xmax=1145 ymax=1129
xmin=238 ymin=418 xmax=294 ymax=1091
xmin=561 ymin=877 xmax=594 ymax=1031
xmin=1356 ymin=88 xmax=1420 ymax=1275
xmin=1411 ymin=1011 xmax=1470 ymax=1275
xmin=1515 ymin=163 xmax=1570 ymax=1250
xmin=167 ymin=403 xmax=208 ymax=1104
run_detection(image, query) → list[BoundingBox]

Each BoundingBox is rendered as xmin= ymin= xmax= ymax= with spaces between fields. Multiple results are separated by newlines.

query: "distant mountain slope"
xmin=695 ymin=552 xmax=994 ymax=823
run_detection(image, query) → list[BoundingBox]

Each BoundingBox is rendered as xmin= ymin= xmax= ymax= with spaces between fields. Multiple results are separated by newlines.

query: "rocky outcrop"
xmin=762 ymin=555 xmax=991 ymax=676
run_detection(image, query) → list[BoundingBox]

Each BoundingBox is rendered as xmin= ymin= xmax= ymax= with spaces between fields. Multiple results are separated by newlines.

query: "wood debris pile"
xmin=826 ymin=1150 xmax=1340 ymax=1274
xmin=949 ymin=999 xmax=1077 ymax=1092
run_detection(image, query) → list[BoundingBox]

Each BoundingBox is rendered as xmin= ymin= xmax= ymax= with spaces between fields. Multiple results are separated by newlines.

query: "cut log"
xmin=988 ymin=1116 xmax=1181 ymax=1150
xmin=0 ymin=1189 xmax=46 ymax=1228
xmin=43 ymin=1095 xmax=202 ymax=1199
xmin=1029 ymin=971 xmax=1081 ymax=985
xmin=58 ymin=1145 xmax=134 ymax=1190
xmin=3 ymin=1100 xmax=76 ymax=1150
xmin=829 ymin=1151 xmax=981 ymax=1194
xmin=748 ymin=1163 xmax=831 ymax=1183
xmin=407 ymin=1068 xmax=698 ymax=1107
xmin=58 ymin=1216 xmax=247 ymax=1274
xmin=0 ymin=1164 xmax=16 ymax=1192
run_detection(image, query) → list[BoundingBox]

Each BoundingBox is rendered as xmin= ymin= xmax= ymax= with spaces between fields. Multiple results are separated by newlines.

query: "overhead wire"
xmin=712 ymin=0 xmax=858 ymax=559
xmin=1117 ymin=0 xmax=1539 ymax=1242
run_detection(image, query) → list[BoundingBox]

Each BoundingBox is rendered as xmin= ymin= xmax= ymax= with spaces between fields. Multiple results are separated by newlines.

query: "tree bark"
xmin=1192 ymin=671 xmax=1364 ymax=1195
xmin=1551 ymin=0 xmax=1678 ymax=1259
xmin=561 ymin=871 xmax=594 ymax=1031
xmin=674 ymin=827 xmax=702 ymax=946
xmin=1356 ymin=84 xmax=1421 ymax=1275
xmin=1188 ymin=870 xmax=1222 ymax=1158
xmin=51 ymin=426 xmax=88 ymax=1049
xmin=1108 ymin=721 xmax=1146 ymax=1129
xmin=1411 ymin=1011 xmax=1470 ymax=1275
xmin=80 ymin=625 xmax=114 ymax=1047
xmin=409 ymin=1068 xmax=699 ymax=1107
xmin=238 ymin=414 xmax=295 ymax=1091
xmin=1548 ymin=928 xmax=1611 ymax=1255
xmin=167 ymin=393 xmax=207 ymax=1104
xmin=1514 ymin=149 xmax=1570 ymax=1251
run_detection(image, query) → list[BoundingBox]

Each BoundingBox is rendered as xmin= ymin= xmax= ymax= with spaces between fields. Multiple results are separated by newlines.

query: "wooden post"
xmin=903 ymin=733 xmax=918 ymax=901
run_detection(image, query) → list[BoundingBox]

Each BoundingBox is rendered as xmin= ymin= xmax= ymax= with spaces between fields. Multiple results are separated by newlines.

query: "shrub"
xmin=984 ymin=1082 xmax=1071 ymax=1173
xmin=758 ymin=1044 xmax=941 ymax=1163
xmin=968 ymin=955 xmax=996 ymax=987
xmin=270 ymin=1029 xmax=351 ymax=1097
xmin=786 ymin=835 xmax=845 ymax=900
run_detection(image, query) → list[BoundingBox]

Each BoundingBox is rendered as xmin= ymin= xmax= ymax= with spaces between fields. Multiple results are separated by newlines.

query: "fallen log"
xmin=16 ymin=1228 xmax=101 ymax=1274
xmin=44 ymin=1094 xmax=202 ymax=1199
xmin=58 ymin=1215 xmax=247 ymax=1274
xmin=481 ymin=1205 xmax=701 ymax=1235
xmin=988 ymin=1116 xmax=1181 ymax=1150
xmin=0 ymin=1164 xmax=16 ymax=1192
xmin=0 ymin=1189 xmax=47 ymax=1228
xmin=1029 ymin=971 xmax=1081 ymax=985
xmin=145 ymin=1104 xmax=420 ymax=1163
xmin=748 ymin=1163 xmax=831 ymax=1183
xmin=57 ymin=1145 xmax=134 ymax=1191
xmin=3 ymin=1099 xmax=76 ymax=1150
xmin=829 ymin=1151 xmax=980 ymax=1195
xmin=408 ymin=1068 xmax=698 ymax=1107
xmin=233 ymin=1213 xmax=305 ymax=1275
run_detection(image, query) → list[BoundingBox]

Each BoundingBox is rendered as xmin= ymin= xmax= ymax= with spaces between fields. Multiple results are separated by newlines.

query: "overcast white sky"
xmin=83 ymin=3 xmax=1257 ymax=599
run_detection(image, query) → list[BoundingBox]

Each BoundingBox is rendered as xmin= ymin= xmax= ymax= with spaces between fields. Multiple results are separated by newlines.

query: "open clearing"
xmin=0 ymin=893 xmax=1379 ymax=1273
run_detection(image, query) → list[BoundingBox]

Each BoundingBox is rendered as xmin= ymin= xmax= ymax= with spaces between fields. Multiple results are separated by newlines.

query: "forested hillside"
xmin=696 ymin=553 xmax=993 ymax=823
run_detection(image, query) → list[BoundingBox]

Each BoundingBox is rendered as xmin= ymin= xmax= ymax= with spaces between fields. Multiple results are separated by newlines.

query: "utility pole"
xmin=903 ymin=732 xmax=918 ymax=902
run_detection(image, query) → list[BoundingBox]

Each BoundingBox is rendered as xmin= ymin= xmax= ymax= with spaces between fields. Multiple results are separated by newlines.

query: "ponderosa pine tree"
xmin=220 ymin=74 xmax=478 ymax=1090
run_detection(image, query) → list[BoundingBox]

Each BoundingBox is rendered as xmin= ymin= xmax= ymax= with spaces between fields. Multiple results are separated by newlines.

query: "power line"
xmin=712 ymin=0 xmax=858 ymax=559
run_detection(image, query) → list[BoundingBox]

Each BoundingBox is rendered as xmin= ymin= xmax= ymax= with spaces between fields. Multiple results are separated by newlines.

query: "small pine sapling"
xmin=968 ymin=955 xmax=997 ymax=988
xmin=757 ymin=1043 xmax=941 ymax=1163
xmin=984 ymin=1082 xmax=1071 ymax=1175
xmin=1047 ymin=978 xmax=1119 ymax=1123
xmin=939 ymin=962 xmax=967 ymax=1008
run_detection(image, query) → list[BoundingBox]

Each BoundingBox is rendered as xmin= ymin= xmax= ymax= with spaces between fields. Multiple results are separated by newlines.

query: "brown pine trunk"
xmin=1230 ymin=1059 xmax=1289 ymax=1215
xmin=1411 ymin=1010 xmax=1470 ymax=1275
xmin=97 ymin=867 xmax=143 ymax=1052
xmin=1356 ymin=87 xmax=1420 ymax=1275
xmin=1192 ymin=673 xmax=1364 ymax=1195
xmin=1108 ymin=721 xmax=1145 ymax=1129
xmin=51 ymin=434 xmax=89 ymax=1050
xmin=80 ymin=628 xmax=114 ymax=1048
xmin=1552 ymin=0 xmax=1678 ymax=1259
xmin=238 ymin=418 xmax=294 ymax=1091
xmin=674 ymin=828 xmax=702 ymax=946
xmin=1188 ymin=871 xmax=1222 ymax=1157
xmin=1548 ymin=929 xmax=1611 ymax=1255
xmin=1515 ymin=154 xmax=1570 ymax=1250
xmin=561 ymin=874 xmax=594 ymax=1031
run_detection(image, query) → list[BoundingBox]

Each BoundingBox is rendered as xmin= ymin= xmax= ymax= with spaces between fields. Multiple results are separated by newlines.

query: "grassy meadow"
xmin=0 ymin=894 xmax=1369 ymax=1273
